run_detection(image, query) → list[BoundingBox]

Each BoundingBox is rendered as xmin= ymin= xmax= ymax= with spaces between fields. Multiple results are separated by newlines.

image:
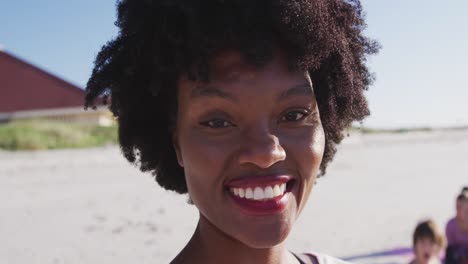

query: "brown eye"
xmin=281 ymin=110 xmax=309 ymax=122
xmin=200 ymin=119 xmax=233 ymax=129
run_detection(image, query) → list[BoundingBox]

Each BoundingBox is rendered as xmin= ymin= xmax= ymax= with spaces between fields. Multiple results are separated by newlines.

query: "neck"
xmin=171 ymin=214 xmax=297 ymax=264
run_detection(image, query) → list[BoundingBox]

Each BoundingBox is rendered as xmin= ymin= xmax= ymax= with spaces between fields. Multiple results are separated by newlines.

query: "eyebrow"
xmin=190 ymin=86 xmax=238 ymax=103
xmin=276 ymin=83 xmax=314 ymax=101
xmin=190 ymin=82 xmax=314 ymax=103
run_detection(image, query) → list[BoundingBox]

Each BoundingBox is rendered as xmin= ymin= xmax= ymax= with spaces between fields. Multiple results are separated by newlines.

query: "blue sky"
xmin=1 ymin=0 xmax=467 ymax=128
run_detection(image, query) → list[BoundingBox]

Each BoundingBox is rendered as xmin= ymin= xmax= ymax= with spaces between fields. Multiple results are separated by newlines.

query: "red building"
xmin=0 ymin=49 xmax=112 ymax=125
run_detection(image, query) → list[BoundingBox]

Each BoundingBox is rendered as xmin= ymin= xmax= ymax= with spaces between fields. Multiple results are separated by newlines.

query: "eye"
xmin=200 ymin=119 xmax=233 ymax=129
xmin=281 ymin=110 xmax=309 ymax=122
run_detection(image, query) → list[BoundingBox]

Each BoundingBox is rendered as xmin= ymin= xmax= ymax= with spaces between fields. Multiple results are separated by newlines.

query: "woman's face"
xmin=174 ymin=50 xmax=325 ymax=248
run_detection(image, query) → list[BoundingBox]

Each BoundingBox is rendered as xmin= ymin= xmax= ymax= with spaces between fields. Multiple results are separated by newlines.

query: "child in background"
xmin=409 ymin=220 xmax=444 ymax=264
xmin=445 ymin=187 xmax=468 ymax=264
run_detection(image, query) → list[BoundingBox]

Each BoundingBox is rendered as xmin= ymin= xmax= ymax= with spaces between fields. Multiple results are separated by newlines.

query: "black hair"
xmin=457 ymin=186 xmax=468 ymax=202
xmin=413 ymin=220 xmax=444 ymax=248
xmin=85 ymin=0 xmax=379 ymax=194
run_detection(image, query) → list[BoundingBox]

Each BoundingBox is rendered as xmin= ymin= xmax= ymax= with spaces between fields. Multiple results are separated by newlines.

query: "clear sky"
xmin=1 ymin=0 xmax=467 ymax=129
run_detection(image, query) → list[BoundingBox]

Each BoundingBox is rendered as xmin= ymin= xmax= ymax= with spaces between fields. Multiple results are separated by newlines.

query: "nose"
xmin=238 ymin=125 xmax=286 ymax=169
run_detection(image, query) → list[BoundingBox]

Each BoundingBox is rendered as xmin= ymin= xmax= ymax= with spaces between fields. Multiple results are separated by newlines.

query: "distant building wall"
xmin=0 ymin=50 xmax=111 ymax=126
xmin=0 ymin=51 xmax=86 ymax=112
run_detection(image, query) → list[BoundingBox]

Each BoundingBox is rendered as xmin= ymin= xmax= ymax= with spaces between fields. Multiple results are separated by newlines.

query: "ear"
xmin=172 ymin=130 xmax=184 ymax=168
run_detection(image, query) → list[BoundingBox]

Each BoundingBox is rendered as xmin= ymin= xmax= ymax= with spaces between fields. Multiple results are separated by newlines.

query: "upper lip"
xmin=224 ymin=174 xmax=294 ymax=188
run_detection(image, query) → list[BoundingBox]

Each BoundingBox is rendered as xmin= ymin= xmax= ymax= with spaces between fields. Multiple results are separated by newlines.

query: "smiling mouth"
xmin=229 ymin=180 xmax=295 ymax=201
xmin=224 ymin=175 xmax=295 ymax=215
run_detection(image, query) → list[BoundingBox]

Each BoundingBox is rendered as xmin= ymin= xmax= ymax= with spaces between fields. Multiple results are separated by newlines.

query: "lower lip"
xmin=228 ymin=191 xmax=290 ymax=216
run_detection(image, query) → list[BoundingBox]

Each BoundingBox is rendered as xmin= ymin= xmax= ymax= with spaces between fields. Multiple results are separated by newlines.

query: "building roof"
xmin=0 ymin=50 xmax=86 ymax=113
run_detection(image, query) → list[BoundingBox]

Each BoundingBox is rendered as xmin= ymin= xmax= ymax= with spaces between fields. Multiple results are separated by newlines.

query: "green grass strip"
xmin=0 ymin=120 xmax=118 ymax=151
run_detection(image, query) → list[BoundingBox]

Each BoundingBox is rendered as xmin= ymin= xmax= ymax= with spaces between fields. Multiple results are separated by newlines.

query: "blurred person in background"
xmin=409 ymin=220 xmax=444 ymax=264
xmin=445 ymin=187 xmax=468 ymax=264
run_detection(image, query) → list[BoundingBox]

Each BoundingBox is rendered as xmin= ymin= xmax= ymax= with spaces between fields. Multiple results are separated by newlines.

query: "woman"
xmin=85 ymin=0 xmax=379 ymax=263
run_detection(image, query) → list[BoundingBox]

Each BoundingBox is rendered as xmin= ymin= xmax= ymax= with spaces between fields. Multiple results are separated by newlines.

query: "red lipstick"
xmin=225 ymin=175 xmax=294 ymax=216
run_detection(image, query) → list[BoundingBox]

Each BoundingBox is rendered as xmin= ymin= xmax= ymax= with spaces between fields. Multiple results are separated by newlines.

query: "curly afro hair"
xmin=85 ymin=0 xmax=379 ymax=194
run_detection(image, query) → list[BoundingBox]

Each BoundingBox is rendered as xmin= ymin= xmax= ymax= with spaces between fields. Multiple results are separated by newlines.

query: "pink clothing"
xmin=446 ymin=217 xmax=468 ymax=250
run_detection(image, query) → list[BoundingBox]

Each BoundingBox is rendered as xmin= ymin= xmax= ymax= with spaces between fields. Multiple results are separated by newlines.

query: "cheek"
xmin=415 ymin=244 xmax=426 ymax=255
xmin=178 ymin=131 xmax=234 ymax=197
xmin=432 ymin=245 xmax=440 ymax=254
xmin=287 ymin=125 xmax=325 ymax=175
xmin=305 ymin=127 xmax=325 ymax=183
xmin=284 ymin=125 xmax=325 ymax=204
xmin=182 ymin=139 xmax=227 ymax=171
xmin=310 ymin=126 xmax=326 ymax=161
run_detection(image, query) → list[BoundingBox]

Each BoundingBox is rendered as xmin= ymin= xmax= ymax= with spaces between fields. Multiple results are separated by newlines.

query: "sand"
xmin=1 ymin=130 xmax=467 ymax=264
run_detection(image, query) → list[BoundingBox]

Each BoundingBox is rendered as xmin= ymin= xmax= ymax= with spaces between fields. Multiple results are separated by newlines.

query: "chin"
xmin=242 ymin=238 xmax=287 ymax=249
xmin=237 ymin=225 xmax=291 ymax=249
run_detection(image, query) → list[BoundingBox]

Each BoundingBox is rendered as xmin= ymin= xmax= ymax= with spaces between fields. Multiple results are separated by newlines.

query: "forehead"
xmin=209 ymin=51 xmax=256 ymax=81
xmin=177 ymin=50 xmax=311 ymax=103
xmin=416 ymin=236 xmax=435 ymax=242
xmin=205 ymin=50 xmax=297 ymax=84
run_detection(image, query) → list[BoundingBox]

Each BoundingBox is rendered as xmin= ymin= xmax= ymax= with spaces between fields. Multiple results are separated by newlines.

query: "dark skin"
xmin=171 ymin=50 xmax=325 ymax=264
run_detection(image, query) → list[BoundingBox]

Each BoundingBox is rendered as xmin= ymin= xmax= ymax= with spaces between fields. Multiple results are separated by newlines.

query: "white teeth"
xmin=238 ymin=188 xmax=245 ymax=198
xmin=239 ymin=188 xmax=245 ymax=198
xmin=280 ymin=183 xmax=286 ymax=193
xmin=245 ymin=188 xmax=254 ymax=199
xmin=273 ymin=185 xmax=281 ymax=196
xmin=253 ymin=187 xmax=265 ymax=200
xmin=264 ymin=186 xmax=274 ymax=199
xmin=230 ymin=182 xmax=289 ymax=201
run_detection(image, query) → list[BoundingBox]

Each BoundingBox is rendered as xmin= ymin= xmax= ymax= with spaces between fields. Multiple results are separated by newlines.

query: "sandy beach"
xmin=1 ymin=130 xmax=467 ymax=264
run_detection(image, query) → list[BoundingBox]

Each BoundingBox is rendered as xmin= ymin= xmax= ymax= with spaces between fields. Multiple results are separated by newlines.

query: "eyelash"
xmin=200 ymin=109 xmax=312 ymax=129
xmin=280 ymin=110 xmax=311 ymax=123
xmin=199 ymin=119 xmax=234 ymax=129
